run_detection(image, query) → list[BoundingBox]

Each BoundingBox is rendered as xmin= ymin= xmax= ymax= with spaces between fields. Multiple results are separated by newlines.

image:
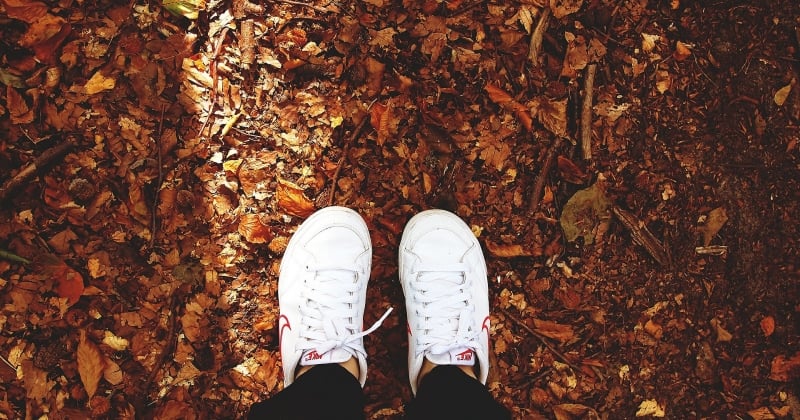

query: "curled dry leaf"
xmin=77 ymin=330 xmax=105 ymax=398
xmin=760 ymin=316 xmax=775 ymax=337
xmin=532 ymin=318 xmax=574 ymax=343
xmin=769 ymin=351 xmax=800 ymax=382
xmin=674 ymin=41 xmax=692 ymax=61
xmin=277 ymin=179 xmax=315 ymax=218
xmin=530 ymin=97 xmax=567 ymax=137
xmin=485 ymin=84 xmax=532 ymax=131
xmin=698 ymin=207 xmax=728 ymax=246
xmin=774 ymin=79 xmax=794 ymax=106
xmin=553 ymin=403 xmax=599 ymax=420
xmin=485 ymin=241 xmax=540 ymax=258
xmin=238 ymin=213 xmax=273 ymax=244
xmin=557 ymin=155 xmax=588 ymax=184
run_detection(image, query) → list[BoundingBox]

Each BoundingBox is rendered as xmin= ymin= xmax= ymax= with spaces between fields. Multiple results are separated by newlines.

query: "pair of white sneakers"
xmin=277 ymin=206 xmax=491 ymax=395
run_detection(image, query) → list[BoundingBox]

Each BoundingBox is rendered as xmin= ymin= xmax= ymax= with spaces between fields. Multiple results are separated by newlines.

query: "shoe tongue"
xmin=300 ymin=348 xmax=352 ymax=366
xmin=426 ymin=346 xmax=476 ymax=366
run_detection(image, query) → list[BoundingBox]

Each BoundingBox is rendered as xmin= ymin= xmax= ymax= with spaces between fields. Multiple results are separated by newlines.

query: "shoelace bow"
xmin=411 ymin=262 xmax=480 ymax=356
xmin=298 ymin=264 xmax=392 ymax=356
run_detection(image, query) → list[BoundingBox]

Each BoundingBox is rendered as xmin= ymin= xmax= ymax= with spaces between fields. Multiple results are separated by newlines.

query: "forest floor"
xmin=1 ymin=0 xmax=799 ymax=418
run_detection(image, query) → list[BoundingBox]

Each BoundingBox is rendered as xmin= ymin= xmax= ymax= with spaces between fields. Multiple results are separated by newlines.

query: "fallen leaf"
xmin=39 ymin=254 xmax=84 ymax=305
xmin=276 ymin=179 xmax=315 ymax=218
xmin=710 ymin=317 xmax=733 ymax=342
xmin=553 ymin=403 xmax=598 ymax=420
xmin=486 ymin=241 xmax=538 ymax=257
xmin=162 ymin=0 xmax=206 ymax=19
xmin=636 ymin=399 xmax=665 ymax=417
xmin=559 ymin=180 xmax=611 ymax=244
xmin=531 ymin=97 xmax=567 ymax=137
xmin=533 ymin=318 xmax=574 ymax=343
xmin=774 ymin=79 xmax=794 ymax=106
xmin=103 ymin=358 xmax=123 ymax=385
xmin=557 ymin=155 xmax=588 ymax=184
xmin=674 ymin=41 xmax=692 ymax=61
xmin=644 ymin=319 xmax=663 ymax=340
xmin=485 ymin=84 xmax=532 ymax=131
xmin=84 ymin=70 xmax=116 ymax=95
xmin=102 ymin=331 xmax=129 ymax=351
xmin=7 ymin=86 xmax=34 ymax=124
xmin=760 ymin=316 xmax=775 ymax=337
xmin=655 ymin=70 xmax=671 ymax=94
xmin=550 ymin=0 xmax=584 ymax=19
xmin=2 ymin=0 xmax=49 ymax=23
xmin=698 ymin=207 xmax=728 ymax=246
xmin=769 ymin=351 xmax=800 ymax=382
xmin=77 ymin=330 xmax=106 ymax=398
xmin=641 ymin=33 xmax=660 ymax=53
xmin=238 ymin=213 xmax=273 ymax=244
xmin=747 ymin=405 xmax=791 ymax=419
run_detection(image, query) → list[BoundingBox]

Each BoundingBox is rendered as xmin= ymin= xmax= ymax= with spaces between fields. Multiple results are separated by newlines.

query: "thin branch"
xmin=500 ymin=307 xmax=581 ymax=372
xmin=528 ymin=137 xmax=562 ymax=211
xmin=611 ymin=205 xmax=670 ymax=267
xmin=328 ymin=116 xmax=370 ymax=206
xmin=198 ymin=27 xmax=229 ymax=140
xmin=581 ymin=63 xmax=597 ymax=161
xmin=150 ymin=104 xmax=167 ymax=248
xmin=528 ymin=7 xmax=551 ymax=65
xmin=0 ymin=140 xmax=73 ymax=203
xmin=273 ymin=0 xmax=331 ymax=14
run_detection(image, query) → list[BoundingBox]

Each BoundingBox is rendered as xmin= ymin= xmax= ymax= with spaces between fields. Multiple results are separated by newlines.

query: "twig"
xmin=528 ymin=137 xmax=562 ymax=211
xmin=273 ymin=0 xmax=330 ymax=14
xmin=140 ymin=294 xmax=181 ymax=412
xmin=198 ymin=27 xmax=230 ymax=140
xmin=150 ymin=105 xmax=167 ymax=248
xmin=328 ymin=116 xmax=370 ymax=206
xmin=528 ymin=7 xmax=551 ymax=65
xmin=611 ymin=205 xmax=670 ymax=267
xmin=581 ymin=63 xmax=597 ymax=161
xmin=446 ymin=0 xmax=487 ymax=17
xmin=0 ymin=354 xmax=16 ymax=370
xmin=500 ymin=307 xmax=581 ymax=372
xmin=0 ymin=140 xmax=73 ymax=203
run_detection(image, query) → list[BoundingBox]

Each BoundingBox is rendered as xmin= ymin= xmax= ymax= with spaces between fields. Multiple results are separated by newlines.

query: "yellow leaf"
xmin=77 ymin=330 xmax=106 ymax=398
xmin=774 ymin=80 xmax=794 ymax=106
xmin=102 ymin=331 xmax=129 ymax=351
xmin=636 ymin=399 xmax=665 ymax=417
xmin=674 ymin=41 xmax=692 ymax=61
xmin=84 ymin=71 xmax=116 ymax=95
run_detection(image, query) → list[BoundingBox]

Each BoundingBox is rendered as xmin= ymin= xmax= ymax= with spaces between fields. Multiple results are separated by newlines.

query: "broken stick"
xmin=529 ymin=137 xmax=562 ymax=211
xmin=611 ymin=205 xmax=670 ymax=266
xmin=0 ymin=140 xmax=73 ymax=203
xmin=581 ymin=63 xmax=597 ymax=161
xmin=528 ymin=8 xmax=551 ymax=65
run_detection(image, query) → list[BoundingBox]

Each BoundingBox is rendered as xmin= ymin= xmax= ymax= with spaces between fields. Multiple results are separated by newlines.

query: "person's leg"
xmin=399 ymin=209 xmax=510 ymax=419
xmin=248 ymin=207 xmax=392 ymax=419
xmin=248 ymin=364 xmax=363 ymax=420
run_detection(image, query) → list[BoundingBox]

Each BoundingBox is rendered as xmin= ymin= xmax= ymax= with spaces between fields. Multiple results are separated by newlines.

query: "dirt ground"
xmin=1 ymin=0 xmax=799 ymax=418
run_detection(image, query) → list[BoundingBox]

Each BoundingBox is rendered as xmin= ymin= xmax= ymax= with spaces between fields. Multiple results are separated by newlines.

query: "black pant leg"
xmin=248 ymin=364 xmax=365 ymax=420
xmin=404 ymin=365 xmax=510 ymax=420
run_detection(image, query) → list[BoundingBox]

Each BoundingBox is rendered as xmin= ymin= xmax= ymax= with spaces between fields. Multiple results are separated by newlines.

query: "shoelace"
xmin=410 ymin=263 xmax=480 ymax=357
xmin=298 ymin=264 xmax=392 ymax=357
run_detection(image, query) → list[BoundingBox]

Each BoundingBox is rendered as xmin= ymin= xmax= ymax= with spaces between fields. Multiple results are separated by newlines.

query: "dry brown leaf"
xmin=748 ymin=405 xmax=791 ymax=419
xmin=774 ymin=80 xmax=794 ymax=106
xmin=485 ymin=84 xmax=532 ymax=131
xmin=39 ymin=254 xmax=84 ymax=305
xmin=550 ymin=0 xmax=583 ymax=19
xmin=674 ymin=41 xmax=692 ymax=61
xmin=77 ymin=330 xmax=106 ymax=398
xmin=7 ymin=86 xmax=34 ymax=124
xmin=277 ymin=179 xmax=315 ymax=218
xmin=699 ymin=207 xmax=728 ymax=246
xmin=655 ymin=70 xmax=671 ymax=94
xmin=554 ymin=287 xmax=581 ymax=310
xmin=553 ymin=403 xmax=598 ymax=420
xmin=531 ymin=97 xmax=567 ymax=137
xmin=84 ymin=70 xmax=116 ymax=95
xmin=485 ymin=241 xmax=538 ymax=257
xmin=557 ymin=155 xmax=588 ymax=184
xmin=103 ymin=358 xmax=123 ymax=385
xmin=2 ymin=0 xmax=49 ymax=23
xmin=238 ymin=213 xmax=273 ymax=244
xmin=533 ymin=318 xmax=574 ymax=343
xmin=644 ymin=319 xmax=663 ymax=340
xmin=760 ymin=316 xmax=775 ymax=337
xmin=769 ymin=351 xmax=800 ymax=382
xmin=710 ymin=317 xmax=733 ymax=342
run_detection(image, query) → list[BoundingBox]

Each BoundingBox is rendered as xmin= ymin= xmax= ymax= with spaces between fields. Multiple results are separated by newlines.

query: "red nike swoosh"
xmin=279 ymin=314 xmax=291 ymax=345
xmin=481 ymin=316 xmax=490 ymax=334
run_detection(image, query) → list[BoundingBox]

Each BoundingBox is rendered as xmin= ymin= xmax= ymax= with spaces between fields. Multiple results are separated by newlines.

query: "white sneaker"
xmin=278 ymin=206 xmax=392 ymax=387
xmin=399 ymin=209 xmax=491 ymax=395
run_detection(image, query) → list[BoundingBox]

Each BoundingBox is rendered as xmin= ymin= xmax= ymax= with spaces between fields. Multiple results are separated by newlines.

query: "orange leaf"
xmin=277 ymin=179 xmax=315 ymax=218
xmin=77 ymin=330 xmax=106 ymax=398
xmin=485 ymin=84 xmax=532 ymax=131
xmin=238 ymin=213 xmax=273 ymax=244
xmin=485 ymin=84 xmax=513 ymax=105
xmin=769 ymin=352 xmax=800 ymax=382
xmin=674 ymin=41 xmax=692 ymax=61
xmin=532 ymin=318 xmax=574 ymax=343
xmin=760 ymin=316 xmax=775 ymax=337
xmin=557 ymin=155 xmax=588 ymax=184
xmin=2 ymin=0 xmax=48 ymax=23
xmin=485 ymin=241 xmax=539 ymax=258
xmin=39 ymin=254 xmax=84 ymax=305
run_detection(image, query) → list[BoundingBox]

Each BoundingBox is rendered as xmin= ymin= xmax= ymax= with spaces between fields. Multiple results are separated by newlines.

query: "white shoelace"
xmin=410 ymin=263 xmax=480 ymax=357
xmin=297 ymin=264 xmax=392 ymax=356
